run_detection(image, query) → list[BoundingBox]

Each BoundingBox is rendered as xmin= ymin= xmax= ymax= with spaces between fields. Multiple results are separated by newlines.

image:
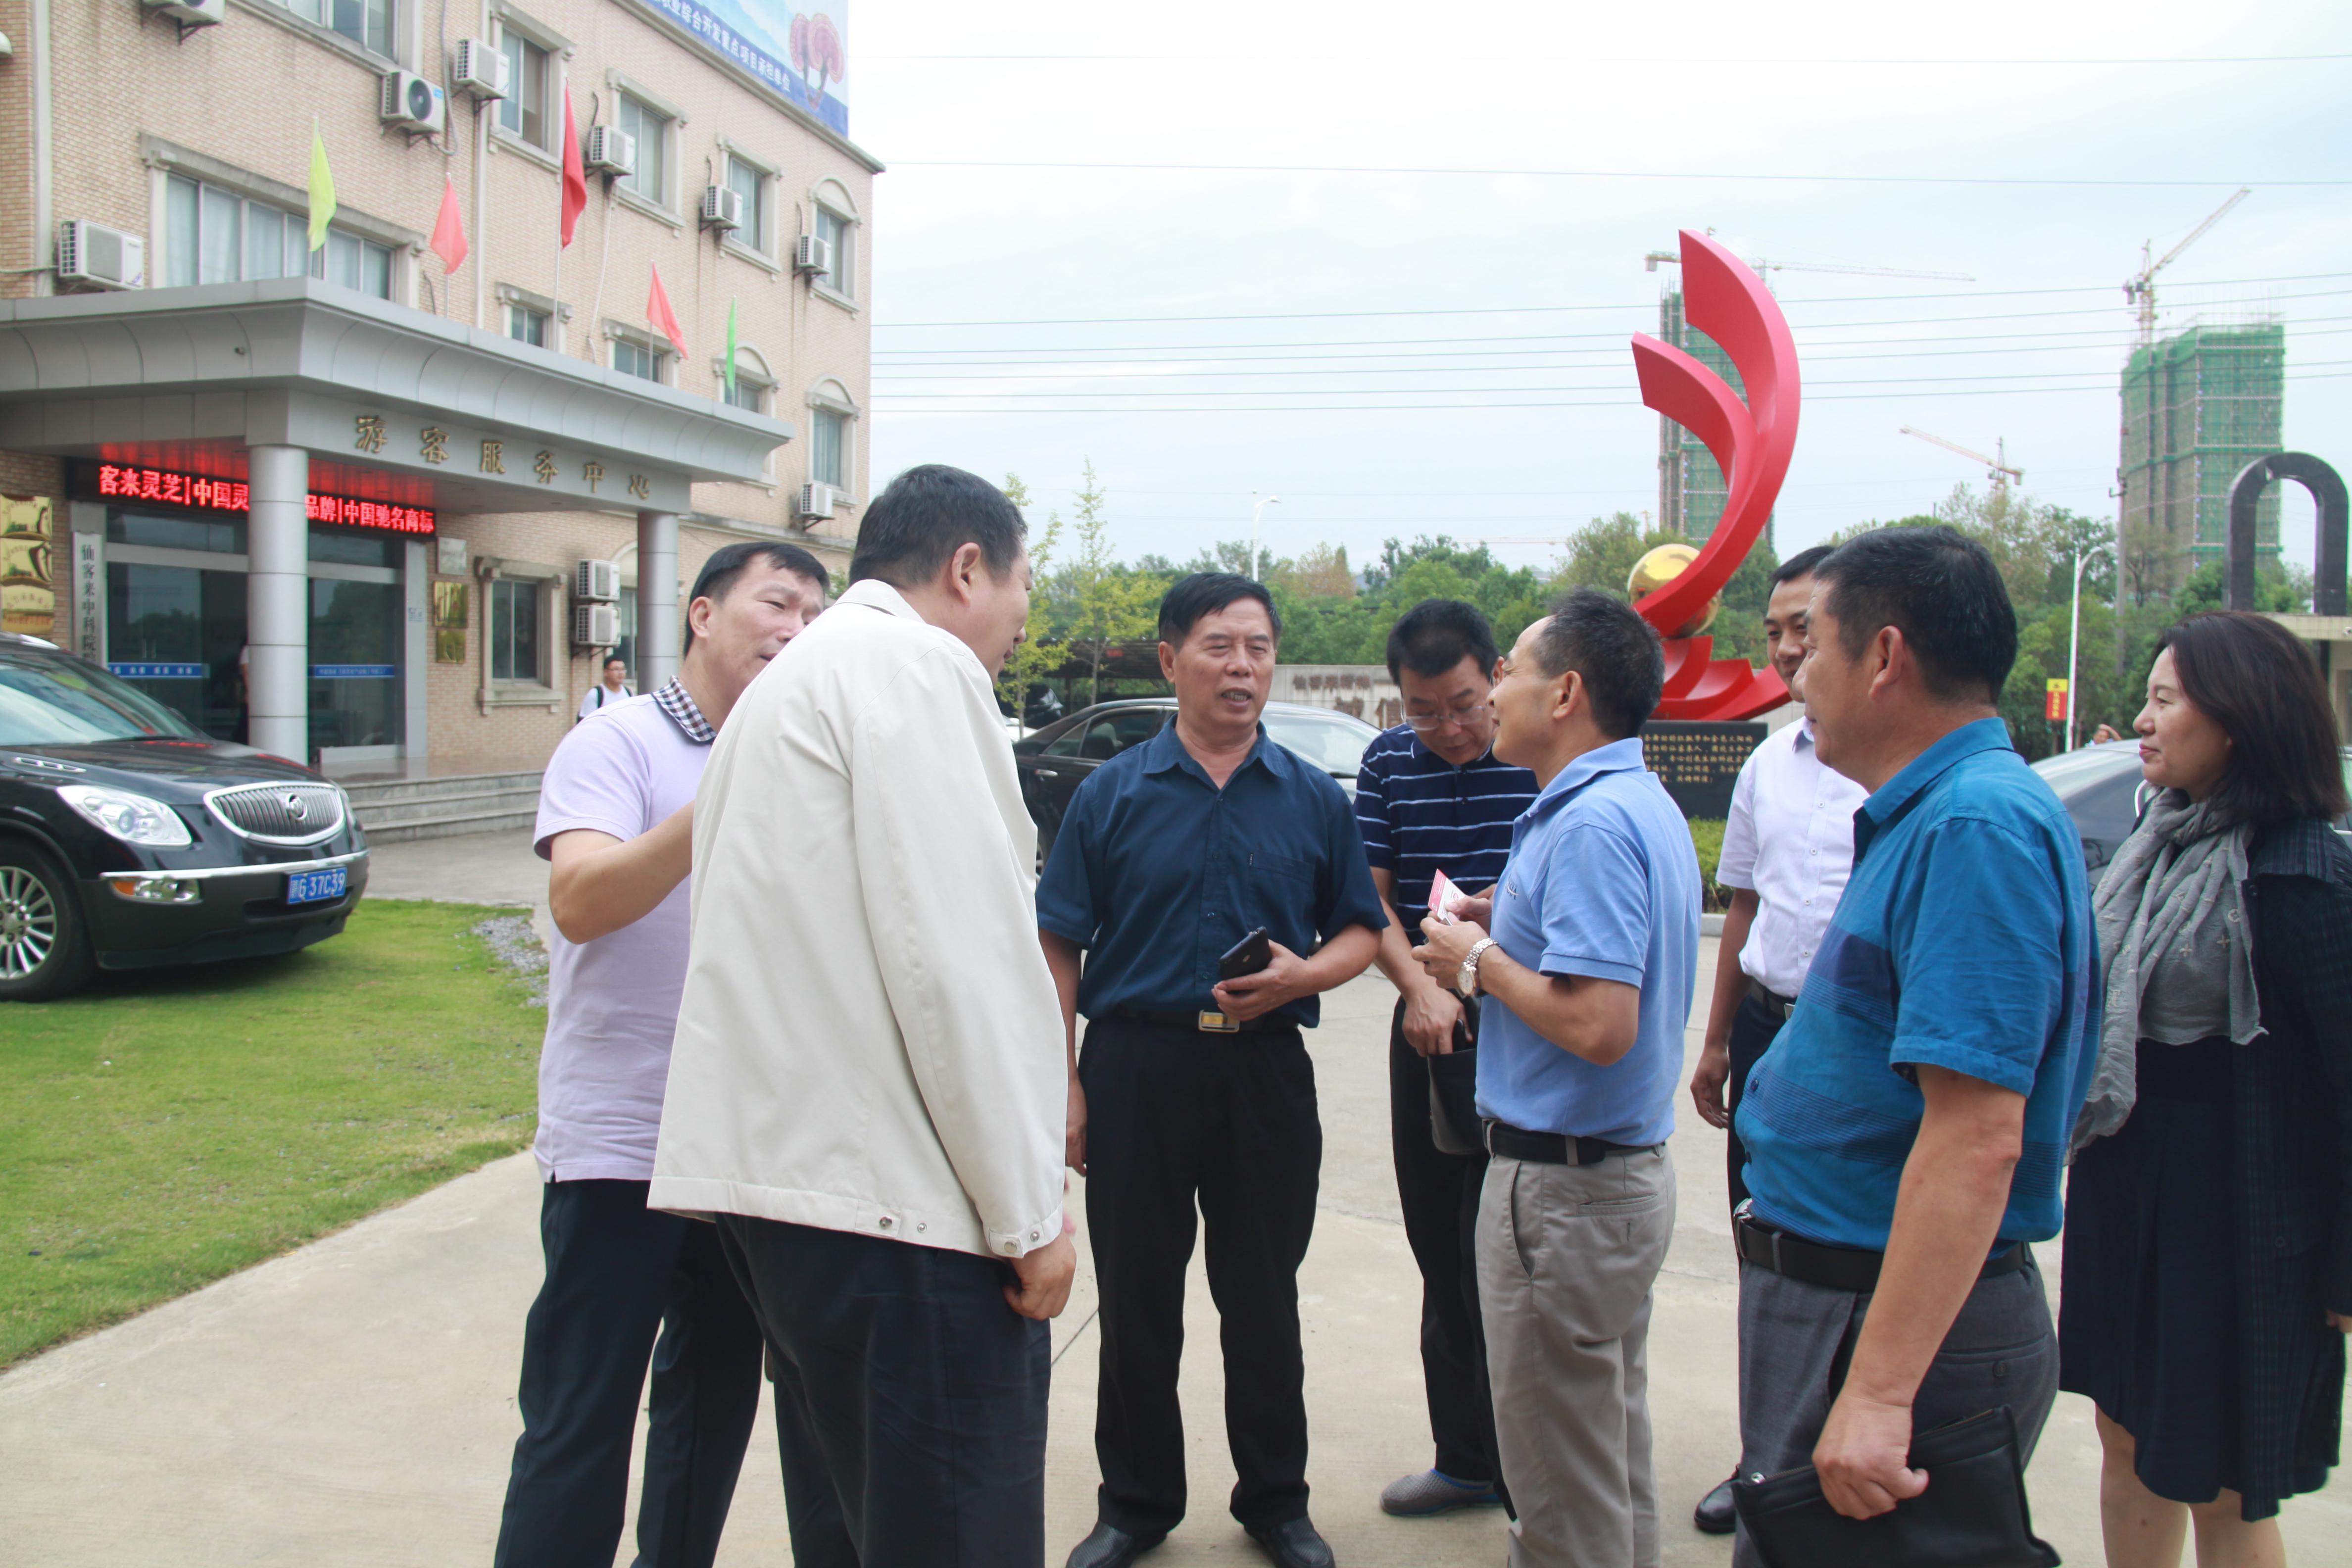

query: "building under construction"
xmin=2118 ymin=321 xmax=2284 ymax=592
xmin=1655 ymin=291 xmax=1740 ymax=540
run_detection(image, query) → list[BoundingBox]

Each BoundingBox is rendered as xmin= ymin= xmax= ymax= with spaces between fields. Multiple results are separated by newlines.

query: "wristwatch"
xmin=1458 ymin=938 xmax=1498 ymax=998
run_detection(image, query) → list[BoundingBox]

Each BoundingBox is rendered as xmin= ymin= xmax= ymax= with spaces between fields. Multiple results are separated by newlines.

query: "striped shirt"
xmin=1352 ymin=725 xmax=1539 ymax=914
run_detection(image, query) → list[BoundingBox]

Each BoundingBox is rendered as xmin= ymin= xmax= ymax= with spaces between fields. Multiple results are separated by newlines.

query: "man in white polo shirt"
xmin=1684 ymin=544 xmax=1867 ymax=1535
xmin=493 ymin=540 xmax=828 ymax=1568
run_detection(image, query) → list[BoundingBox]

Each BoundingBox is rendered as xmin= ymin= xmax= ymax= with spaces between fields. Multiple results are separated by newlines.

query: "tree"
xmin=993 ymin=472 xmax=1064 ymax=708
xmin=1058 ymin=462 xmax=1160 ymax=707
xmin=1272 ymin=543 xmax=1353 ymax=598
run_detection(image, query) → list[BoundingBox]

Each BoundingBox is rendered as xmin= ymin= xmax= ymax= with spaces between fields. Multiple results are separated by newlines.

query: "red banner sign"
xmin=96 ymin=463 xmax=436 ymax=536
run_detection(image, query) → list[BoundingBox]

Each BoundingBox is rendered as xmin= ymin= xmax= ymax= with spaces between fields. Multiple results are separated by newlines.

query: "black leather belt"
xmin=1114 ymin=1009 xmax=1291 ymax=1035
xmin=1748 ymin=980 xmax=1798 ymax=1022
xmin=1485 ymin=1120 xmax=1662 ymax=1167
xmin=1733 ymin=1204 xmax=2030 ymax=1295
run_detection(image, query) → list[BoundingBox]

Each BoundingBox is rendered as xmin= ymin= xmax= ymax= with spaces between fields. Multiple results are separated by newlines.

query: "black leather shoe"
xmin=1693 ymin=1474 xmax=1738 ymax=1535
xmin=1064 ymin=1521 xmax=1165 ymax=1568
xmin=1245 ymin=1517 xmax=1336 ymax=1568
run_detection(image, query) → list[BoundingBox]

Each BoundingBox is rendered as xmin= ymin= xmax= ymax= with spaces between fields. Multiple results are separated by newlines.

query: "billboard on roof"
xmin=634 ymin=0 xmax=848 ymax=136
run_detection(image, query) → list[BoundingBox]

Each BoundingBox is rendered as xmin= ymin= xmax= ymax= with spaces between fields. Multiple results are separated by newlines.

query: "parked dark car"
xmin=0 ymin=633 xmax=369 ymax=1000
xmin=2030 ymin=736 xmax=2352 ymax=874
xmin=1013 ymin=699 xmax=1382 ymax=857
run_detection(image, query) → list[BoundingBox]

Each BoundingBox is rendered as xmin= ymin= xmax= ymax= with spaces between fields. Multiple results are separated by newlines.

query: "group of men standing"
xmin=490 ymin=461 xmax=2096 ymax=1568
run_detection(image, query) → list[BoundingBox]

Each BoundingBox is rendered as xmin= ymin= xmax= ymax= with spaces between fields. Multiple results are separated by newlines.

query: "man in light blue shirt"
xmin=1417 ymin=589 xmax=1699 ymax=1568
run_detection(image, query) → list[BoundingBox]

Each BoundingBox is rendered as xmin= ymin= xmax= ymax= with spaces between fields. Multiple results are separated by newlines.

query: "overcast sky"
xmin=847 ymin=0 xmax=2350 ymax=576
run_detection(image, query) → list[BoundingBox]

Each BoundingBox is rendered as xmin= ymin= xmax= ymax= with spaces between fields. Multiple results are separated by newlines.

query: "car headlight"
xmin=58 ymin=784 xmax=195 ymax=847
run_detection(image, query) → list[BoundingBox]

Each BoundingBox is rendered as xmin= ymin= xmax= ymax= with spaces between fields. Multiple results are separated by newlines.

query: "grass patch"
xmin=0 ymin=900 xmax=542 ymax=1368
xmin=1688 ymin=817 xmax=1729 ymax=910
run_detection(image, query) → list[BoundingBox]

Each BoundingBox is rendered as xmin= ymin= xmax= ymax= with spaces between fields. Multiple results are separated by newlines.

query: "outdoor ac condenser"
xmin=793 ymin=235 xmax=832 ymax=276
xmin=797 ymin=483 xmax=840 ymax=522
xmin=141 ymin=0 xmax=226 ymax=25
xmin=586 ymin=127 xmax=637 ymax=177
xmin=701 ymin=186 xmax=744 ymax=232
xmin=452 ymin=39 xmax=508 ymax=99
xmin=573 ymin=602 xmax=620 ymax=648
xmin=55 ymin=221 xmax=145 ymax=291
xmin=380 ymin=70 xmax=448 ymax=135
xmin=574 ymin=560 xmax=620 ymax=603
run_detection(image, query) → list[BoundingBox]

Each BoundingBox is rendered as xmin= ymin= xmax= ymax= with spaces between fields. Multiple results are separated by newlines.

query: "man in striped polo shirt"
xmin=1353 ymin=599 xmax=1539 ymax=1520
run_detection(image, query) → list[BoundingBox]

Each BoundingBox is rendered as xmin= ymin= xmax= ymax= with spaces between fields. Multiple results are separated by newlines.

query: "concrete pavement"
xmin=1 ymin=830 xmax=2346 ymax=1563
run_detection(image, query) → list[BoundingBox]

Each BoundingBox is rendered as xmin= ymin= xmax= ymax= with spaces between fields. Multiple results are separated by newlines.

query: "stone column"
xmin=636 ymin=509 xmax=679 ymax=692
xmin=245 ymin=444 xmax=309 ymax=761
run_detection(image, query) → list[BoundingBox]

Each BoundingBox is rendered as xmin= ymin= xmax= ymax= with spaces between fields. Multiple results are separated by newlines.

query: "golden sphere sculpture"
xmin=1626 ymin=542 xmax=1722 ymax=639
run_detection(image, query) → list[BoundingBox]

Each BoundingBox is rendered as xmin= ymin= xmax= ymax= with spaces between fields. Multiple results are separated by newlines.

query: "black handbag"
xmin=1730 ymin=1406 xmax=2059 ymax=1568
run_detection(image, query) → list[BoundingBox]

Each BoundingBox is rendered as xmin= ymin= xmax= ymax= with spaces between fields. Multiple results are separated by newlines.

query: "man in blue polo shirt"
xmin=1039 ymin=573 xmax=1387 ymax=1568
xmin=1415 ymin=589 xmax=1698 ymax=1568
xmin=1353 ymin=599 xmax=1537 ymax=1520
xmin=1729 ymin=526 xmax=2097 ymax=1563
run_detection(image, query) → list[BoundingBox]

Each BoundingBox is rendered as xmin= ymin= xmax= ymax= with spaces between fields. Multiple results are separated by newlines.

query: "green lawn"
xmin=0 ymin=900 xmax=543 ymax=1368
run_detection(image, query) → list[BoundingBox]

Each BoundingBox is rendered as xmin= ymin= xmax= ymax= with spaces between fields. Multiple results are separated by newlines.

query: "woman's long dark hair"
xmin=2157 ymin=611 xmax=2349 ymax=827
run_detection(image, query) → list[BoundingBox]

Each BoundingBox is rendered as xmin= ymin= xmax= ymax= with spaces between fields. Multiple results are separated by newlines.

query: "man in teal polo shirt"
xmin=1415 ymin=589 xmax=1699 ymax=1568
xmin=1729 ymin=525 xmax=2098 ymax=1565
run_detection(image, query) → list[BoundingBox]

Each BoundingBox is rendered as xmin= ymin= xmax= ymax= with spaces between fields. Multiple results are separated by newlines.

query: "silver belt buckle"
xmin=1197 ymin=1010 xmax=1238 ymax=1033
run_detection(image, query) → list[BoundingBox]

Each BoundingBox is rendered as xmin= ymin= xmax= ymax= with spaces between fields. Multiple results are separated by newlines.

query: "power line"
xmin=866 ymin=52 xmax=2352 ymax=66
xmin=872 ymin=274 xmax=2352 ymax=330
xmin=889 ymin=158 xmax=2351 ymax=190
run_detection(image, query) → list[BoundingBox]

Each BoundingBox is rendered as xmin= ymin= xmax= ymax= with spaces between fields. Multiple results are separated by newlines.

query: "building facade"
xmin=0 ymin=0 xmax=874 ymax=777
xmin=2119 ymin=321 xmax=2284 ymax=594
xmin=1653 ymin=288 xmax=1763 ymax=547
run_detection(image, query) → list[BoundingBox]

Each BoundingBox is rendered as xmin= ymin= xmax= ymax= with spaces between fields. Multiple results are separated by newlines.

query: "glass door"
xmin=106 ymin=562 xmax=249 ymax=740
xmin=308 ymin=576 xmax=403 ymax=755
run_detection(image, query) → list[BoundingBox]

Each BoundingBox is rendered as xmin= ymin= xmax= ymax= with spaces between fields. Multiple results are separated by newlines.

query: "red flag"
xmin=559 ymin=92 xmax=588 ymax=248
xmin=647 ymin=265 xmax=688 ymax=359
xmin=429 ymin=175 xmax=468 ymax=274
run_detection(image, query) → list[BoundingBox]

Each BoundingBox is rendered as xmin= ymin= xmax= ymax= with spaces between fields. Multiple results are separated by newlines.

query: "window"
xmin=316 ymin=230 xmax=393 ymax=298
xmin=166 ymin=175 xmax=304 ymax=288
xmin=722 ymin=375 xmax=767 ymax=413
xmin=616 ymin=95 xmax=668 ymax=206
xmin=268 ymin=0 xmax=392 ymax=57
xmin=811 ymin=406 xmax=846 ymax=487
xmin=814 ymin=204 xmax=852 ymax=297
xmin=489 ymin=579 xmax=542 ymax=683
xmin=497 ymin=30 xmax=550 ymax=147
xmin=613 ymin=336 xmax=666 ymax=383
xmin=725 ymin=156 xmax=767 ymax=253
xmin=506 ymin=303 xmax=549 ymax=346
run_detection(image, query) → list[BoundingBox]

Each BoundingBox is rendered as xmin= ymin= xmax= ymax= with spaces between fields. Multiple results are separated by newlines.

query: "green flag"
xmin=723 ymin=297 xmax=739 ymax=400
xmin=307 ymin=122 xmax=337 ymax=252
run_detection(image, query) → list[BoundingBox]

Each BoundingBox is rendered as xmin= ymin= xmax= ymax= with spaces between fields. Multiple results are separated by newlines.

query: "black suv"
xmin=0 ymin=633 xmax=369 ymax=1000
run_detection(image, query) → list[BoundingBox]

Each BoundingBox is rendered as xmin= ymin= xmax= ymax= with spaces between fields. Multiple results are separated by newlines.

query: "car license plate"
xmin=286 ymin=867 xmax=347 ymax=906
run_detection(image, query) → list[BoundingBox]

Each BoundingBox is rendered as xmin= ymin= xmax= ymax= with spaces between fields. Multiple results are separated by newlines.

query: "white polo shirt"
xmin=1715 ymin=716 xmax=1867 ymax=999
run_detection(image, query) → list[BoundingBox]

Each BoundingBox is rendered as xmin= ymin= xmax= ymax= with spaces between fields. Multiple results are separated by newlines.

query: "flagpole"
xmin=552 ymin=70 xmax=566 ymax=356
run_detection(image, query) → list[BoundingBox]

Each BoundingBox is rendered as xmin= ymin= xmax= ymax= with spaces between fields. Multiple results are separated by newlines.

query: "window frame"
xmin=805 ymin=378 xmax=860 ymax=499
xmin=608 ymin=323 xmax=670 ymax=385
xmin=607 ymin=73 xmax=689 ymax=221
xmin=505 ymin=302 xmax=550 ymax=347
xmin=164 ymin=172 xmax=393 ymax=300
xmin=809 ymin=180 xmax=859 ymax=307
xmin=261 ymin=0 xmax=395 ymax=61
xmin=488 ymin=577 xmax=546 ymax=686
xmin=494 ymin=28 xmax=551 ymax=150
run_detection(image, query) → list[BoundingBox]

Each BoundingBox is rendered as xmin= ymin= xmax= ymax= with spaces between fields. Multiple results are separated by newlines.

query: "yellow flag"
xmin=307 ymin=122 xmax=337 ymax=252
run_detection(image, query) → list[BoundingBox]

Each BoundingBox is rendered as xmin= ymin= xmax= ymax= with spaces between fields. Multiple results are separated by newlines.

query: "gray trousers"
xmin=1477 ymin=1148 xmax=1676 ymax=1568
xmin=1731 ymin=1255 xmax=2059 ymax=1568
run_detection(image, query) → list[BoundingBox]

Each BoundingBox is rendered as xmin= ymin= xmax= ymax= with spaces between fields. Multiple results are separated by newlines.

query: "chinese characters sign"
xmin=1638 ymin=721 xmax=1766 ymax=820
xmin=96 ymin=464 xmax=437 ymax=536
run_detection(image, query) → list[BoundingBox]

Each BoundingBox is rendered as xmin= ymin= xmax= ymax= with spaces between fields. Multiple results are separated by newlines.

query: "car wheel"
xmin=0 ymin=843 xmax=95 ymax=1002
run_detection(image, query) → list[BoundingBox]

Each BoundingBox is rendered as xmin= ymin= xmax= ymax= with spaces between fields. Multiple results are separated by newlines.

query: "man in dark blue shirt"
xmin=1038 ymin=574 xmax=1387 ymax=1568
xmin=1351 ymin=600 xmax=1536 ymax=1520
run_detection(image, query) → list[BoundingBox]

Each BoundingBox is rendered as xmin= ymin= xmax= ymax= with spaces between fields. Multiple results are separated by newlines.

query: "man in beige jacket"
xmin=650 ymin=464 xmax=1073 ymax=1568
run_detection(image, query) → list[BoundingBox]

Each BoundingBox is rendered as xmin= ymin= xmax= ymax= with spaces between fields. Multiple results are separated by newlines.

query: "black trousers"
xmin=715 ymin=1214 xmax=1052 ymax=1568
xmin=1723 ymin=991 xmax=1784 ymax=1213
xmin=1385 ymin=1004 xmax=1504 ymax=1490
xmin=494 ymin=1178 xmax=764 ymax=1568
xmin=1080 ymin=1014 xmax=1323 ymax=1537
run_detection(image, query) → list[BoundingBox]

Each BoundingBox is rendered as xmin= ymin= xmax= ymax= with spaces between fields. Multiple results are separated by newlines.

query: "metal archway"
xmin=2226 ymin=452 xmax=2348 ymax=615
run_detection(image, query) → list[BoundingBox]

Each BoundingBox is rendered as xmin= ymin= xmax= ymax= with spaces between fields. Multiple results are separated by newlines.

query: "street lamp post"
xmin=1250 ymin=494 xmax=1280 ymax=580
xmin=2065 ymin=543 xmax=2085 ymax=751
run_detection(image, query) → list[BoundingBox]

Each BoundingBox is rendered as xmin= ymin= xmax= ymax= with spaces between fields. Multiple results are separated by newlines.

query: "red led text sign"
xmin=96 ymin=464 xmax=437 ymax=536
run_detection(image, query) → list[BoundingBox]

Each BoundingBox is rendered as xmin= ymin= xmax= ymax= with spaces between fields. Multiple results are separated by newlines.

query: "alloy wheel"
xmin=0 ymin=864 xmax=58 ymax=980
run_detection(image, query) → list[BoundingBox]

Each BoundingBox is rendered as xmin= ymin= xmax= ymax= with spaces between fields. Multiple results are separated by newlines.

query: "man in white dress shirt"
xmin=651 ymin=464 xmax=1076 ymax=1568
xmin=1685 ymin=544 xmax=1869 ymax=1534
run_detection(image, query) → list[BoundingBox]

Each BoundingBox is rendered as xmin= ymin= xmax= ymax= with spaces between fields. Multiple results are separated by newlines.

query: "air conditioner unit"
xmin=574 ymin=559 xmax=620 ymax=603
xmin=56 ymin=221 xmax=145 ymax=291
xmin=792 ymin=235 xmax=832 ymax=276
xmin=585 ymin=126 xmax=637 ymax=177
xmin=573 ymin=602 xmax=620 ymax=648
xmin=142 ymin=0 xmax=227 ymax=24
xmin=452 ymin=39 xmax=508 ymax=99
xmin=797 ymin=483 xmax=840 ymax=521
xmin=700 ymin=186 xmax=744 ymax=233
xmin=380 ymin=70 xmax=448 ymax=135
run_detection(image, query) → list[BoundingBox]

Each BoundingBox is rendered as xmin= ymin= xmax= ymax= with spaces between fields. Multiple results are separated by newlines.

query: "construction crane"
xmin=1901 ymin=426 xmax=2023 ymax=499
xmin=2124 ymin=187 xmax=2251 ymax=345
xmin=1645 ymin=250 xmax=1974 ymax=283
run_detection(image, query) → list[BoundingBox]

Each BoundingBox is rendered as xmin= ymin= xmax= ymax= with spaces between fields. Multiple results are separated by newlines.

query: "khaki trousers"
xmin=1477 ymin=1147 xmax=1676 ymax=1568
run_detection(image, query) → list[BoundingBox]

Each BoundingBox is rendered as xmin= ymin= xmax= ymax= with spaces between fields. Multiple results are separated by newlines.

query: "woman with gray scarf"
xmin=2060 ymin=612 xmax=2352 ymax=1568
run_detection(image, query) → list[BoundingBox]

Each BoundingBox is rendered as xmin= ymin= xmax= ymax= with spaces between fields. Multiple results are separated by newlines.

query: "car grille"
xmin=205 ymin=782 xmax=347 ymax=845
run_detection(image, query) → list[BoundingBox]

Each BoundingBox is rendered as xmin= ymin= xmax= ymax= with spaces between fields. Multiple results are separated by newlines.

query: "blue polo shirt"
xmin=1036 ymin=722 xmax=1389 ymax=1028
xmin=1353 ymin=726 xmax=1539 ymax=914
xmin=1736 ymin=717 xmax=2099 ymax=1252
xmin=1475 ymin=737 xmax=1700 ymax=1147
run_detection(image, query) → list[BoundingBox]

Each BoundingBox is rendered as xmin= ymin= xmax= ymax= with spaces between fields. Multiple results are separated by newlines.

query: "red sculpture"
xmin=1628 ymin=231 xmax=1802 ymax=722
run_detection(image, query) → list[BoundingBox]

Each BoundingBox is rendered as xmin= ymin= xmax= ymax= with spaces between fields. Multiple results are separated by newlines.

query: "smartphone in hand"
xmin=1218 ymin=927 xmax=1273 ymax=980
